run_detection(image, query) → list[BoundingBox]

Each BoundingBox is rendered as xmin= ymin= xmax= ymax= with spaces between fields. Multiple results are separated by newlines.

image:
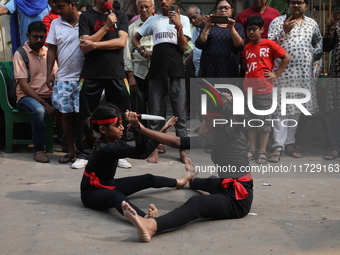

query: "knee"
xmin=185 ymin=195 xmax=203 ymax=207
xmin=34 ymin=106 xmax=47 ymax=119
xmin=143 ymin=173 xmax=154 ymax=183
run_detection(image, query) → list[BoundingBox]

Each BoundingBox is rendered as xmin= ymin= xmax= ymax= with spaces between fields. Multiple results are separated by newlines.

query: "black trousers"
xmin=75 ymin=78 xmax=131 ymax=159
xmin=155 ymin=176 xmax=253 ymax=232
xmin=81 ymin=174 xmax=177 ymax=216
xmin=130 ymin=76 xmax=148 ymax=126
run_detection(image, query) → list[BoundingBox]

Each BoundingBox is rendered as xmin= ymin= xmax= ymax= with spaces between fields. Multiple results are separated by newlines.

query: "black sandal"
xmin=247 ymin=149 xmax=257 ymax=161
xmin=268 ymin=146 xmax=283 ymax=163
xmin=285 ymin=144 xmax=301 ymax=158
xmin=323 ymin=149 xmax=339 ymax=160
xmin=257 ymin=151 xmax=267 ymax=164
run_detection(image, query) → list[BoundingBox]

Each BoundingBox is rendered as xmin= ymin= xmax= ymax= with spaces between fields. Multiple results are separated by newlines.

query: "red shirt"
xmin=42 ymin=11 xmax=60 ymax=36
xmin=243 ymin=39 xmax=286 ymax=95
xmin=236 ymin=6 xmax=280 ymax=41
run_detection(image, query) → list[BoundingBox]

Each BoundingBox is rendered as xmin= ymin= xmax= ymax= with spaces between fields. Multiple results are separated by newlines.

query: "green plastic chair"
xmin=0 ymin=61 xmax=54 ymax=153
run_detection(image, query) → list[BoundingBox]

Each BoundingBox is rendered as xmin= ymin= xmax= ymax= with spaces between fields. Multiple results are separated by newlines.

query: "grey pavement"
xmin=1 ymin=121 xmax=340 ymax=255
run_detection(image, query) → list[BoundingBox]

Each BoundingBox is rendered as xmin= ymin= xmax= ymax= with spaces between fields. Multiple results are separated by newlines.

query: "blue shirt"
xmin=5 ymin=0 xmax=50 ymax=45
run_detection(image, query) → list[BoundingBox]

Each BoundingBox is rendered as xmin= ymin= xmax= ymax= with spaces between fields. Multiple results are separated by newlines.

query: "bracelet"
xmin=40 ymin=100 xmax=47 ymax=106
xmin=136 ymin=45 xmax=145 ymax=53
xmin=175 ymin=25 xmax=183 ymax=31
xmin=202 ymin=31 xmax=209 ymax=35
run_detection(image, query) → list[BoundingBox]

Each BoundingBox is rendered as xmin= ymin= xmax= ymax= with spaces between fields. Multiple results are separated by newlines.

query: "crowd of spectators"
xmin=1 ymin=0 xmax=337 ymax=165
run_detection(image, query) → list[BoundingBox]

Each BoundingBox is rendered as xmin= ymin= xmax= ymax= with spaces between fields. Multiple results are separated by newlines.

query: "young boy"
xmin=243 ymin=15 xmax=290 ymax=164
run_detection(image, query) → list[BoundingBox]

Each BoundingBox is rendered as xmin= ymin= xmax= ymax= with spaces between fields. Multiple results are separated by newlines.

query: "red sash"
xmin=221 ymin=173 xmax=252 ymax=200
xmin=83 ymin=171 xmax=116 ymax=190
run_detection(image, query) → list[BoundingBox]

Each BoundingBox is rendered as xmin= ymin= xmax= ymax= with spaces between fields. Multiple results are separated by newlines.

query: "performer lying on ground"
xmin=122 ymin=96 xmax=253 ymax=242
xmin=80 ymin=104 xmax=197 ymax=217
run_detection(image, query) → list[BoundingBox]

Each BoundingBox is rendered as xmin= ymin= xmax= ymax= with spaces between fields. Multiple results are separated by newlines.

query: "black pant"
xmin=75 ymin=78 xmax=131 ymax=159
xmin=155 ymin=176 xmax=253 ymax=232
xmin=130 ymin=76 xmax=148 ymax=126
xmin=81 ymin=174 xmax=177 ymax=216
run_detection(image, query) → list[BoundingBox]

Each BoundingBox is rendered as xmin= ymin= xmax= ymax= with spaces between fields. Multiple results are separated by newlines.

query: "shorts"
xmin=52 ymin=80 xmax=80 ymax=113
xmin=244 ymin=93 xmax=273 ymax=133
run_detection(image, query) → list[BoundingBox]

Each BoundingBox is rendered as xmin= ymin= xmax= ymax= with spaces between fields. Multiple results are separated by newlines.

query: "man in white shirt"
xmin=132 ymin=0 xmax=191 ymax=164
xmin=46 ymin=0 xmax=84 ymax=164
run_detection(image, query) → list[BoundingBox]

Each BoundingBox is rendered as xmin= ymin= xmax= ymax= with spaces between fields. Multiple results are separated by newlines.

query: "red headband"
xmin=91 ymin=117 xmax=122 ymax=125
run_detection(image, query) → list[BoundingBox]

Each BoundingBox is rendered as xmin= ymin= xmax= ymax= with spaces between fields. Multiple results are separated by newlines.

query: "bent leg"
xmin=17 ymin=96 xmax=47 ymax=152
xmin=190 ymin=176 xmax=221 ymax=194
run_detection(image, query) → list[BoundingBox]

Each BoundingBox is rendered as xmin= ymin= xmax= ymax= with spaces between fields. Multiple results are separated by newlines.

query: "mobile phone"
xmin=210 ymin=15 xmax=229 ymax=24
xmin=169 ymin=5 xmax=178 ymax=24
xmin=170 ymin=5 xmax=178 ymax=13
xmin=286 ymin=7 xmax=295 ymax=20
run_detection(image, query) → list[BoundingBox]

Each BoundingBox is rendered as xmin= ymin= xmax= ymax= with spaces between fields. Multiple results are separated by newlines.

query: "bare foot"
xmin=179 ymin=150 xmax=188 ymax=164
xmin=147 ymin=149 xmax=159 ymax=163
xmin=176 ymin=158 xmax=197 ymax=189
xmin=122 ymin=201 xmax=157 ymax=242
xmin=145 ymin=204 xmax=158 ymax=218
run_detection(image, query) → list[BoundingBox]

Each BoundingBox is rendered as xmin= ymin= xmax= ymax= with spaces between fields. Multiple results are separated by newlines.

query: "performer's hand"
xmin=125 ymin=110 xmax=139 ymax=128
xmin=160 ymin=116 xmax=178 ymax=133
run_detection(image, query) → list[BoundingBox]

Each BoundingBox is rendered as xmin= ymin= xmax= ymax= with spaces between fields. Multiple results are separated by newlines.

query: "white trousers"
xmin=272 ymin=113 xmax=301 ymax=151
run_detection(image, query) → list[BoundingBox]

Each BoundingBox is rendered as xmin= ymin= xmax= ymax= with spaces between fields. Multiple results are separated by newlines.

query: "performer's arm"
xmin=140 ymin=124 xmax=181 ymax=149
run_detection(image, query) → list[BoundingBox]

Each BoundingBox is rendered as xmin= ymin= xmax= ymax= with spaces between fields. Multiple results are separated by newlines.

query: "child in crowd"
xmin=122 ymin=94 xmax=253 ymax=242
xmin=80 ymin=104 xmax=197 ymax=216
xmin=243 ymin=15 xmax=290 ymax=164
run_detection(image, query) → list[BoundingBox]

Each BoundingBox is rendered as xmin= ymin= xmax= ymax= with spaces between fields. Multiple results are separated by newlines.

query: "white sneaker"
xmin=118 ymin=158 xmax=131 ymax=168
xmin=71 ymin=158 xmax=88 ymax=169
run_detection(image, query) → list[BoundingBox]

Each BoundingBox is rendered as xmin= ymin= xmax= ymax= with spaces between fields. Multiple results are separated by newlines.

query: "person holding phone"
xmin=195 ymin=0 xmax=245 ymax=78
xmin=131 ymin=0 xmax=191 ymax=164
xmin=268 ymin=0 xmax=322 ymax=161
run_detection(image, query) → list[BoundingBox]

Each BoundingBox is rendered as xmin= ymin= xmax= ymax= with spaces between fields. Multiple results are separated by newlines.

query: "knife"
xmin=136 ymin=114 xmax=165 ymax=121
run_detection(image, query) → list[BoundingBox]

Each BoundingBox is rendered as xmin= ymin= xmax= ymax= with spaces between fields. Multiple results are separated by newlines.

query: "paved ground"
xmin=1 ymin=121 xmax=340 ymax=255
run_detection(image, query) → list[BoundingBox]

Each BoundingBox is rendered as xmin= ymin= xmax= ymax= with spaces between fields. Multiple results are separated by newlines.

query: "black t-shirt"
xmin=148 ymin=43 xmax=185 ymax=79
xmin=79 ymin=8 xmax=128 ymax=79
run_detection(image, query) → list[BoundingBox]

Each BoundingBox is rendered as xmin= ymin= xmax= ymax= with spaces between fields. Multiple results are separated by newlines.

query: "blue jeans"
xmin=16 ymin=97 xmax=51 ymax=152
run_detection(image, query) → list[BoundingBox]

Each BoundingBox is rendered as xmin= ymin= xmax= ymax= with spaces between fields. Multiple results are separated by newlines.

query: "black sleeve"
xmin=79 ymin=10 xmax=93 ymax=37
xmin=117 ymin=11 xmax=128 ymax=33
xmin=180 ymin=132 xmax=217 ymax=150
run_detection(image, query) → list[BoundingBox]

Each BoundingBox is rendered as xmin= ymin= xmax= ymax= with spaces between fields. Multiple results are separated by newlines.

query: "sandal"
xmin=323 ymin=149 xmax=339 ymax=160
xmin=285 ymin=144 xmax=302 ymax=158
xmin=59 ymin=154 xmax=76 ymax=164
xmin=268 ymin=146 xmax=283 ymax=163
xmin=33 ymin=151 xmax=50 ymax=163
xmin=257 ymin=151 xmax=267 ymax=164
xmin=247 ymin=149 xmax=257 ymax=161
xmin=157 ymin=144 xmax=166 ymax=154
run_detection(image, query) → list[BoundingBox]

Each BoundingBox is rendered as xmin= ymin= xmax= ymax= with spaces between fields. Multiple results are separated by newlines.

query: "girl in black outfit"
xmin=80 ymin=104 xmax=196 ymax=217
xmin=122 ymin=98 xmax=253 ymax=242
